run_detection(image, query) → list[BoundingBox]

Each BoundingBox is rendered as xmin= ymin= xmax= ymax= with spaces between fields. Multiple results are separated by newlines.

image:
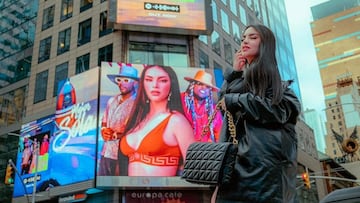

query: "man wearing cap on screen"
xmin=99 ymin=65 xmax=139 ymax=176
xmin=181 ymin=70 xmax=223 ymax=142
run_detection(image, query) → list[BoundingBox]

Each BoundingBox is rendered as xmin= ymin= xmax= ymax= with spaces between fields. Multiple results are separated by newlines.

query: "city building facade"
xmin=303 ymin=108 xmax=327 ymax=153
xmin=0 ymin=0 xmax=38 ymax=202
xmin=310 ymin=0 xmax=360 ymax=171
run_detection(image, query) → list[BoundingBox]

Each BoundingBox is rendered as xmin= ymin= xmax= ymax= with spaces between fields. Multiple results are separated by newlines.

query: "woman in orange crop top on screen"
xmin=120 ymin=65 xmax=195 ymax=176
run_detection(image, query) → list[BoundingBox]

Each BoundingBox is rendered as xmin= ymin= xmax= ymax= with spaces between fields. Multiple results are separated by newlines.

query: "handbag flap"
xmin=182 ymin=142 xmax=233 ymax=185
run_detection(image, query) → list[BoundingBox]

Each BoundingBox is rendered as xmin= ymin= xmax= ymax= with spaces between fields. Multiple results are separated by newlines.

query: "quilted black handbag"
xmin=182 ymin=100 xmax=238 ymax=185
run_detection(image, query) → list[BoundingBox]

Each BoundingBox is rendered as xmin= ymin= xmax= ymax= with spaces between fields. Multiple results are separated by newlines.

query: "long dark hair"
xmin=242 ymin=24 xmax=283 ymax=105
xmin=124 ymin=65 xmax=185 ymax=135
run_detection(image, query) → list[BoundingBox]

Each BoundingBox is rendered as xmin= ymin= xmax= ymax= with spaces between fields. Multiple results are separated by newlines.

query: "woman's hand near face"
xmin=233 ymin=50 xmax=247 ymax=72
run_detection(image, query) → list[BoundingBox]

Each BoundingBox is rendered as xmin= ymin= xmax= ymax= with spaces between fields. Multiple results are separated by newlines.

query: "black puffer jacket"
xmin=216 ymin=69 xmax=301 ymax=203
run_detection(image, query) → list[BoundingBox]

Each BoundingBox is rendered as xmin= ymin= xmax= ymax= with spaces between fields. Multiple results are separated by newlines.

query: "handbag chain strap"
xmin=202 ymin=100 xmax=238 ymax=144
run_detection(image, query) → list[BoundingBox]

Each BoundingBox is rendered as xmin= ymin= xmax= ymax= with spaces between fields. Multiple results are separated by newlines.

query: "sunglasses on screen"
xmin=115 ymin=77 xmax=134 ymax=84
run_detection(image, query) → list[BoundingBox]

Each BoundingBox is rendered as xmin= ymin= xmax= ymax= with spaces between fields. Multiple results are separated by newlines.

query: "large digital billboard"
xmin=108 ymin=0 xmax=213 ymax=35
xmin=13 ymin=68 xmax=100 ymax=197
xmin=96 ymin=62 xmax=223 ymax=189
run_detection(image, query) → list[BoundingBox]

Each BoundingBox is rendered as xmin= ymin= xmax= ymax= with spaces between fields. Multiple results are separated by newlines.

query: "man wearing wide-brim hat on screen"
xmin=99 ymin=65 xmax=139 ymax=176
xmin=181 ymin=70 xmax=223 ymax=142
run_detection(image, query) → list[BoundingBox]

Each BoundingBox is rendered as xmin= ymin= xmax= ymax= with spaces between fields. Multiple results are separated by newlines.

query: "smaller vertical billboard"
xmin=108 ymin=0 xmax=213 ymax=35
xmin=97 ymin=62 xmax=223 ymax=188
xmin=14 ymin=115 xmax=54 ymax=197
xmin=13 ymin=67 xmax=100 ymax=197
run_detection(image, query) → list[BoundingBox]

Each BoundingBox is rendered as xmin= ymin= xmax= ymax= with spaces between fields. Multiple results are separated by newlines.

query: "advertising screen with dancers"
xmin=96 ymin=62 xmax=223 ymax=193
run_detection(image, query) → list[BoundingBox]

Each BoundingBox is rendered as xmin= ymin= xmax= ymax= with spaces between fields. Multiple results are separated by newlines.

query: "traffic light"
xmin=301 ymin=172 xmax=311 ymax=189
xmin=4 ymin=164 xmax=15 ymax=185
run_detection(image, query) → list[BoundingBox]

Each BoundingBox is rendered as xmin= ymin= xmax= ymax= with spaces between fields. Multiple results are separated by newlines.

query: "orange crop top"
xmin=120 ymin=114 xmax=181 ymax=166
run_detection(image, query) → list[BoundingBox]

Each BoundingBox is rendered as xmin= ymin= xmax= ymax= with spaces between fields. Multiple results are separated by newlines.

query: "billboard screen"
xmin=13 ymin=68 xmax=100 ymax=197
xmin=108 ymin=0 xmax=213 ymax=35
xmin=13 ymin=115 xmax=54 ymax=197
xmin=96 ymin=62 xmax=223 ymax=188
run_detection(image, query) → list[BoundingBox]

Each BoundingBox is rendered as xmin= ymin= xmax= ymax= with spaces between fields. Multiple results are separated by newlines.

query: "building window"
xmin=34 ymin=70 xmax=48 ymax=103
xmin=230 ymin=0 xmax=238 ymax=16
xmin=211 ymin=31 xmax=221 ymax=56
xmin=76 ymin=53 xmax=90 ymax=74
xmin=0 ymin=87 xmax=27 ymax=125
xmin=212 ymin=0 xmax=218 ymax=23
xmin=60 ymin=0 xmax=73 ymax=22
xmin=54 ymin=62 xmax=69 ymax=97
xmin=78 ymin=18 xmax=92 ymax=46
xmin=239 ymin=5 xmax=247 ymax=26
xmin=224 ymin=40 xmax=233 ymax=64
xmin=128 ymin=42 xmax=188 ymax=67
xmin=99 ymin=11 xmax=112 ymax=37
xmin=16 ymin=56 xmax=32 ymax=82
xmin=198 ymin=35 xmax=208 ymax=45
xmin=199 ymin=49 xmax=209 ymax=69
xmin=232 ymin=20 xmax=241 ymax=45
xmin=38 ymin=36 xmax=52 ymax=63
xmin=254 ymin=0 xmax=261 ymax=19
xmin=98 ymin=44 xmax=113 ymax=66
xmin=260 ymin=0 xmax=268 ymax=26
xmin=57 ymin=27 xmax=71 ymax=55
xmin=246 ymin=0 xmax=253 ymax=10
xmin=42 ymin=5 xmax=55 ymax=30
xmin=80 ymin=0 xmax=93 ymax=12
xmin=15 ymin=28 xmax=33 ymax=49
xmin=220 ymin=9 xmax=230 ymax=34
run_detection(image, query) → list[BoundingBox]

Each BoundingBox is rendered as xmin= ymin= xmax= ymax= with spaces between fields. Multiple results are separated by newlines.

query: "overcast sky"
xmin=284 ymin=0 xmax=329 ymax=117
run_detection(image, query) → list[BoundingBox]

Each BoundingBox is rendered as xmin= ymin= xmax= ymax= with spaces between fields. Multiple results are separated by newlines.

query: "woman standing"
xmin=215 ymin=24 xmax=301 ymax=202
xmin=120 ymin=65 xmax=195 ymax=176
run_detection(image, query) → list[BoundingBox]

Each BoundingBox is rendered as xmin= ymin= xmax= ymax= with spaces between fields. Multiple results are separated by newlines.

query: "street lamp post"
xmin=8 ymin=159 xmax=30 ymax=203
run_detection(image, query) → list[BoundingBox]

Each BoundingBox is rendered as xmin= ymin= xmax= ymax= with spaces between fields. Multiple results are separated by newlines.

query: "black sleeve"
xmin=223 ymin=88 xmax=301 ymax=125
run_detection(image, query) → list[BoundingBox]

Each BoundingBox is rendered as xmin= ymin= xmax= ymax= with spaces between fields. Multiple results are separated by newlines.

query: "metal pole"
xmin=9 ymin=159 xmax=30 ymax=203
xmin=297 ymin=175 xmax=360 ymax=183
xmin=32 ymin=141 xmax=39 ymax=203
xmin=310 ymin=175 xmax=360 ymax=183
